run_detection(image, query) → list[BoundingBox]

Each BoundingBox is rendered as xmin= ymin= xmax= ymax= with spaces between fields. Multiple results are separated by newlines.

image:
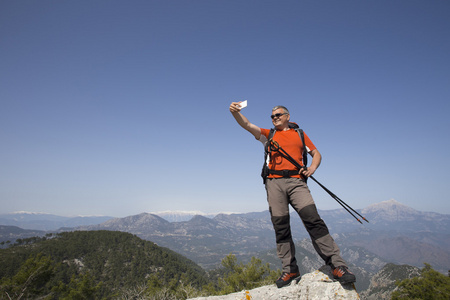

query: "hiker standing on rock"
xmin=229 ymin=102 xmax=356 ymax=288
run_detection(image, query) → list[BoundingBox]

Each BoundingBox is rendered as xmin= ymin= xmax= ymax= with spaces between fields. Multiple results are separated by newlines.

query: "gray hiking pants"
xmin=265 ymin=177 xmax=347 ymax=273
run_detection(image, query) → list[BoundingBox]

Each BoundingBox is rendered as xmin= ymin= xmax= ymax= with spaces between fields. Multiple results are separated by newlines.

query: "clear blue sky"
xmin=1 ymin=0 xmax=449 ymax=217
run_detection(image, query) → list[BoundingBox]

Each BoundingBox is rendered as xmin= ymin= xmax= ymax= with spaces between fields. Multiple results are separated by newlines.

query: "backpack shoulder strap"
xmin=268 ymin=128 xmax=275 ymax=140
xmin=261 ymin=128 xmax=275 ymax=184
xmin=264 ymin=128 xmax=275 ymax=154
xmin=295 ymin=128 xmax=308 ymax=168
xmin=267 ymin=128 xmax=275 ymax=140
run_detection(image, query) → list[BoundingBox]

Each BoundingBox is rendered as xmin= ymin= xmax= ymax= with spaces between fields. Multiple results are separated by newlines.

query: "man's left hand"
xmin=300 ymin=166 xmax=316 ymax=177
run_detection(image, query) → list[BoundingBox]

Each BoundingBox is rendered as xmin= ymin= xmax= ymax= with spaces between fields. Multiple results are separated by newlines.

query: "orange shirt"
xmin=260 ymin=128 xmax=317 ymax=178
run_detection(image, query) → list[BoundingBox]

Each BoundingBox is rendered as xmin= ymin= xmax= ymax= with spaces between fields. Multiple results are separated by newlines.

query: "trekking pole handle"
xmin=268 ymin=139 xmax=280 ymax=152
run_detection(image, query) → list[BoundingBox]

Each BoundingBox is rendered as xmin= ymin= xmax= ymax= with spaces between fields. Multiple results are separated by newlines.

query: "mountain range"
xmin=1 ymin=199 xmax=449 ymax=293
xmin=71 ymin=200 xmax=449 ymax=268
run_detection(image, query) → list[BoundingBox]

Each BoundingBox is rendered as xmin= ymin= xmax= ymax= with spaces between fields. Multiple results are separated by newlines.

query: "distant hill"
xmin=314 ymin=199 xmax=450 ymax=234
xmin=0 ymin=225 xmax=46 ymax=246
xmin=0 ymin=231 xmax=210 ymax=298
xmin=151 ymin=210 xmax=217 ymax=222
xmin=0 ymin=212 xmax=114 ymax=231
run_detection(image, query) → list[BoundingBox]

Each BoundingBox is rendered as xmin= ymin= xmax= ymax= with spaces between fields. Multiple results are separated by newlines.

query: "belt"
xmin=268 ymin=169 xmax=299 ymax=177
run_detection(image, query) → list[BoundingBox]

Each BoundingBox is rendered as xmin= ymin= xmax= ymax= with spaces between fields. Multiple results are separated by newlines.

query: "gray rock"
xmin=190 ymin=266 xmax=360 ymax=300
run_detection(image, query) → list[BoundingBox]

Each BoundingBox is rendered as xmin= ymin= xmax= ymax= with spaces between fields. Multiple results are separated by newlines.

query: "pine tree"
xmin=218 ymin=253 xmax=280 ymax=295
xmin=391 ymin=263 xmax=450 ymax=300
xmin=0 ymin=254 xmax=55 ymax=299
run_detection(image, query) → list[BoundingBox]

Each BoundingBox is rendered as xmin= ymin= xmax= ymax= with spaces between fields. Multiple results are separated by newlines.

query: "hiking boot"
xmin=275 ymin=272 xmax=301 ymax=288
xmin=332 ymin=266 xmax=356 ymax=284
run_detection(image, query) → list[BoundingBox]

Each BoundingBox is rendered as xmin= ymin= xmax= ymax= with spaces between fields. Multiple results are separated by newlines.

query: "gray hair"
xmin=272 ymin=106 xmax=289 ymax=114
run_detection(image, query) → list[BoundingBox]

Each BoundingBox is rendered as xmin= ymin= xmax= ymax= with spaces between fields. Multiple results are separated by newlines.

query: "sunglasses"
xmin=271 ymin=113 xmax=287 ymax=119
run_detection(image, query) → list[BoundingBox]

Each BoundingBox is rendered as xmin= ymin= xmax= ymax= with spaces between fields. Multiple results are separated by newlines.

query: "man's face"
xmin=271 ymin=108 xmax=289 ymax=129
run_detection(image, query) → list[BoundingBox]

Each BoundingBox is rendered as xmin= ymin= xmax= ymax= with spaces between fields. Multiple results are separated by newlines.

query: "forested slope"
xmin=0 ymin=230 xmax=210 ymax=299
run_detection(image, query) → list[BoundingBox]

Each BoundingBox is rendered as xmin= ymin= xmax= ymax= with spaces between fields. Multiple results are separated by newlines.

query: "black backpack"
xmin=261 ymin=122 xmax=308 ymax=184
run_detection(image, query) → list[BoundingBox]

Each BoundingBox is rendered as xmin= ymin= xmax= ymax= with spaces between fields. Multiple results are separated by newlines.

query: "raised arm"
xmin=229 ymin=102 xmax=261 ymax=140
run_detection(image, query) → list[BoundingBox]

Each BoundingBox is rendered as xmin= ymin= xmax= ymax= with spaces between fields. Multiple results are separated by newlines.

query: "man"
xmin=229 ymin=102 xmax=356 ymax=288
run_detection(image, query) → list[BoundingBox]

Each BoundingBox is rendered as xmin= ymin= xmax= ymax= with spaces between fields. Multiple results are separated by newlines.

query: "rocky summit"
xmin=189 ymin=266 xmax=360 ymax=300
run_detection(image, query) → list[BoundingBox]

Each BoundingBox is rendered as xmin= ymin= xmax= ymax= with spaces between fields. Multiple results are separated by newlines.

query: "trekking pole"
xmin=268 ymin=139 xmax=369 ymax=224
xmin=307 ymin=176 xmax=369 ymax=224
